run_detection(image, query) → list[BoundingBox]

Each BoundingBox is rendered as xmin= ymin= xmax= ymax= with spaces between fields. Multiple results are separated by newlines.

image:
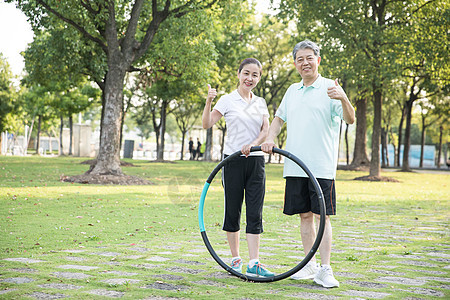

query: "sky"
xmin=0 ymin=1 xmax=279 ymax=78
xmin=0 ymin=1 xmax=34 ymax=77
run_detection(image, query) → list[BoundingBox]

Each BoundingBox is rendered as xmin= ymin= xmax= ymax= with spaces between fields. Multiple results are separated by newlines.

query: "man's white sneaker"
xmin=314 ymin=265 xmax=339 ymax=288
xmin=290 ymin=261 xmax=319 ymax=280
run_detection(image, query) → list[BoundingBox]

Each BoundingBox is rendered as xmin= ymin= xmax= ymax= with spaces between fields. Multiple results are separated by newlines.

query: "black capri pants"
xmin=222 ymin=155 xmax=265 ymax=234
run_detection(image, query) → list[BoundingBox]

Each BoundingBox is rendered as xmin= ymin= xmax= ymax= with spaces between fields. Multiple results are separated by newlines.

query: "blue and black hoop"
xmin=198 ymin=146 xmax=326 ymax=282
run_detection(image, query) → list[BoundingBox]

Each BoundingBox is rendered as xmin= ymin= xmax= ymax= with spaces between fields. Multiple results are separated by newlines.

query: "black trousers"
xmin=222 ymin=155 xmax=265 ymax=234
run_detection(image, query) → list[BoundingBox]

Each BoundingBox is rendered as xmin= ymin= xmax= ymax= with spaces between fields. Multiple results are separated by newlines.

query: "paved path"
xmin=1 ymin=232 xmax=449 ymax=299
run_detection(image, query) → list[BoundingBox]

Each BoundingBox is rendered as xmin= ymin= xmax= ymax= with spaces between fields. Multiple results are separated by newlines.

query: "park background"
xmin=0 ymin=0 xmax=448 ymax=179
xmin=0 ymin=1 xmax=449 ymax=299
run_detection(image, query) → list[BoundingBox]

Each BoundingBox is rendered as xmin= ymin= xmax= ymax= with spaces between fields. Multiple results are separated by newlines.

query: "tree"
xmin=215 ymin=118 xmax=227 ymax=158
xmin=436 ymin=120 xmax=449 ymax=169
xmin=202 ymin=5 xmax=254 ymax=161
xmin=171 ymin=98 xmax=202 ymax=160
xmin=12 ymin=0 xmax=224 ymax=182
xmin=0 ymin=54 xmax=16 ymax=134
xmin=252 ymin=15 xmax=297 ymax=162
xmin=19 ymin=85 xmax=55 ymax=154
xmin=380 ymin=85 xmax=404 ymax=167
xmin=22 ymin=30 xmax=100 ymax=155
xmin=130 ymin=2 xmax=222 ymax=161
xmin=350 ymin=92 xmax=370 ymax=168
xmin=417 ymin=95 xmax=449 ymax=167
xmin=391 ymin=83 xmax=409 ymax=167
xmin=57 ymin=85 xmax=100 ymax=155
xmin=278 ymin=3 xmax=370 ymax=169
xmin=0 ymin=54 xmax=24 ymax=154
xmin=135 ymin=78 xmax=204 ymax=161
xmin=132 ymin=110 xmax=154 ymax=145
xmin=397 ymin=1 xmax=449 ymax=171
xmin=278 ymin=0 xmax=443 ymax=180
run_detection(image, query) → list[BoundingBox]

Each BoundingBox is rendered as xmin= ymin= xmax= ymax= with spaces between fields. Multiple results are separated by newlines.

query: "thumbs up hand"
xmin=206 ymin=84 xmax=217 ymax=103
xmin=327 ymin=78 xmax=346 ymax=101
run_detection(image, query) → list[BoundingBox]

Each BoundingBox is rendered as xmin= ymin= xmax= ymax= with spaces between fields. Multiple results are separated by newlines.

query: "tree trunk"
xmin=396 ymin=105 xmax=406 ymax=167
xmin=29 ymin=0 xmax=187 ymax=179
xmin=402 ymin=100 xmax=414 ymax=171
xmin=345 ymin=123 xmax=349 ymax=165
xmin=204 ymin=128 xmax=213 ymax=161
xmin=385 ymin=128 xmax=390 ymax=167
xmin=392 ymin=143 xmax=397 ymax=166
xmin=351 ymin=96 xmax=369 ymax=167
xmin=48 ymin=131 xmax=53 ymax=154
xmin=388 ymin=127 xmax=397 ymax=166
xmin=445 ymin=145 xmax=448 ymax=168
xmin=120 ymin=85 xmax=134 ymax=152
xmin=160 ymin=109 xmax=166 ymax=161
xmin=277 ymin=129 xmax=287 ymax=163
xmin=88 ymin=60 xmax=126 ymax=175
xmin=98 ymin=90 xmax=106 ymax=156
xmin=369 ymin=88 xmax=382 ymax=177
xmin=381 ymin=127 xmax=387 ymax=168
xmin=444 ymin=144 xmax=448 ymax=169
xmin=157 ymin=102 xmax=167 ymax=161
xmin=220 ymin=127 xmax=226 ymax=158
xmin=437 ymin=125 xmax=443 ymax=168
xmin=59 ymin=116 xmax=64 ymax=155
xmin=419 ymin=117 xmax=426 ymax=168
xmin=180 ymin=131 xmax=186 ymax=160
xmin=36 ymin=115 xmax=42 ymax=155
xmin=69 ymin=115 xmax=73 ymax=155
xmin=154 ymin=115 xmax=161 ymax=160
xmin=119 ymin=94 xmax=125 ymax=153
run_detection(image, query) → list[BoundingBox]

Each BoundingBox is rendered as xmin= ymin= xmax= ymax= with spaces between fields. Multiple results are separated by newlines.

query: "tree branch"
xmin=411 ymin=0 xmax=437 ymax=15
xmin=128 ymin=66 xmax=142 ymax=73
xmin=170 ymin=0 xmax=218 ymax=18
xmin=79 ymin=0 xmax=106 ymax=36
xmin=80 ymin=0 xmax=99 ymax=15
xmin=328 ymin=13 xmax=375 ymax=61
xmin=384 ymin=0 xmax=437 ymax=27
xmin=122 ymin=0 xmax=144 ymax=52
xmin=134 ymin=0 xmax=169 ymax=60
xmin=418 ymin=89 xmax=440 ymax=100
xmin=37 ymin=0 xmax=107 ymax=52
xmin=104 ymin=1 xmax=122 ymax=55
xmin=135 ymin=0 xmax=218 ymax=63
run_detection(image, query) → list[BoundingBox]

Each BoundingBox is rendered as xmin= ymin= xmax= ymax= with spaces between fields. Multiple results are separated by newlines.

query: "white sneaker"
xmin=290 ymin=261 xmax=319 ymax=280
xmin=314 ymin=265 xmax=339 ymax=288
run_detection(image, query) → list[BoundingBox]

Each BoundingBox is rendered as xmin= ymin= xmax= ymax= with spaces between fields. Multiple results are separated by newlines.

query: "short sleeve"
xmin=259 ymin=97 xmax=270 ymax=117
xmin=331 ymin=100 xmax=343 ymax=119
xmin=213 ymin=96 xmax=228 ymax=116
xmin=275 ymin=89 xmax=289 ymax=122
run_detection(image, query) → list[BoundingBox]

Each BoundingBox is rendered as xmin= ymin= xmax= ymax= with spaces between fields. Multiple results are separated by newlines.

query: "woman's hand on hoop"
xmin=241 ymin=144 xmax=253 ymax=157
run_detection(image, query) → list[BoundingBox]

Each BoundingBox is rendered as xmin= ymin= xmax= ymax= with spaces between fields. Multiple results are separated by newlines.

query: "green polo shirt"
xmin=275 ymin=75 xmax=343 ymax=179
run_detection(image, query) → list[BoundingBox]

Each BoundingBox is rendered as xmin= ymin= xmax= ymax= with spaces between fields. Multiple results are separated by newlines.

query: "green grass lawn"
xmin=0 ymin=155 xmax=449 ymax=299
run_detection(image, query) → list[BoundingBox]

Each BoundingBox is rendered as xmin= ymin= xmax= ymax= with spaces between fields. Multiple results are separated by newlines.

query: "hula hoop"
xmin=198 ymin=146 xmax=326 ymax=282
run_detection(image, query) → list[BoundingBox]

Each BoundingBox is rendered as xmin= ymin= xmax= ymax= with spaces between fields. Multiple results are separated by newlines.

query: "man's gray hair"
xmin=292 ymin=40 xmax=320 ymax=60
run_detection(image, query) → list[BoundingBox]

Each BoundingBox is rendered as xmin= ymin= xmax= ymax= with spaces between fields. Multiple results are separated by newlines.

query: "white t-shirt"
xmin=213 ymin=90 xmax=269 ymax=156
xmin=276 ymin=75 xmax=344 ymax=179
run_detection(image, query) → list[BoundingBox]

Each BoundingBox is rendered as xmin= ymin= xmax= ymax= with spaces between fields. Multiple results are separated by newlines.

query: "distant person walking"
xmin=196 ymin=138 xmax=202 ymax=160
xmin=199 ymin=142 xmax=206 ymax=160
xmin=188 ymin=137 xmax=194 ymax=160
xmin=202 ymin=58 xmax=273 ymax=278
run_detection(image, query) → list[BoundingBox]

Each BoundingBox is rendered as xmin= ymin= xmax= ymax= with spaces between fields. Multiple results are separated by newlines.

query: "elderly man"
xmin=261 ymin=40 xmax=355 ymax=288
